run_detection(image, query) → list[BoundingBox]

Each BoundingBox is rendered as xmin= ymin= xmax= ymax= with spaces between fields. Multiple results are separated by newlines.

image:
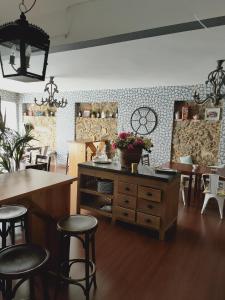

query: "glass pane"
xmin=0 ymin=40 xmax=21 ymax=76
xmin=1 ymin=101 xmax=17 ymax=130
xmin=26 ymin=44 xmax=46 ymax=76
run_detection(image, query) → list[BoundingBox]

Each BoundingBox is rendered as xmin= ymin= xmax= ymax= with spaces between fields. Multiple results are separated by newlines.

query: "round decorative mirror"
xmin=130 ymin=107 xmax=158 ymax=135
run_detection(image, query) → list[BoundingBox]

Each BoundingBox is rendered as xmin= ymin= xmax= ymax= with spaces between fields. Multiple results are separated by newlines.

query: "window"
xmin=1 ymin=101 xmax=17 ymax=130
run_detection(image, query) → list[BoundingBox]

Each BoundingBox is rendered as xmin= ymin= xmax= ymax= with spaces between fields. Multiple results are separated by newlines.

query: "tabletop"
xmin=163 ymin=162 xmax=225 ymax=177
xmin=0 ymin=169 xmax=75 ymax=202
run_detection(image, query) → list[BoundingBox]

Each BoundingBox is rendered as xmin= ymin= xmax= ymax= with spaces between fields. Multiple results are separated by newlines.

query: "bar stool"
xmin=57 ymin=214 xmax=98 ymax=300
xmin=0 ymin=205 xmax=29 ymax=249
xmin=0 ymin=243 xmax=50 ymax=300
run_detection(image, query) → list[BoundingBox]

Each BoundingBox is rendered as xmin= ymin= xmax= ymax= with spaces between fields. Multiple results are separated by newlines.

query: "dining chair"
xmin=25 ymin=162 xmax=48 ymax=171
xmin=179 ymin=155 xmax=193 ymax=206
xmin=201 ymin=174 xmax=225 ymax=219
xmin=141 ymin=154 xmax=150 ymax=166
xmin=35 ymin=155 xmax=51 ymax=172
xmin=27 ymin=147 xmax=42 ymax=163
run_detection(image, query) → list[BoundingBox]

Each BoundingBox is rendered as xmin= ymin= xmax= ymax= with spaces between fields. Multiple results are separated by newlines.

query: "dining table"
xmin=162 ymin=162 xmax=225 ymax=206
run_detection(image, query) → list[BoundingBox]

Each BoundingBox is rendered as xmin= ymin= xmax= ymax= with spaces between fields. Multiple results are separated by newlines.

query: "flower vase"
xmin=120 ymin=148 xmax=142 ymax=169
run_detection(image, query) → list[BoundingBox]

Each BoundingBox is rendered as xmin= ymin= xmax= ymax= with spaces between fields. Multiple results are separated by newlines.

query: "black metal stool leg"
xmin=29 ymin=276 xmax=35 ymax=300
xmin=41 ymin=273 xmax=50 ymax=300
xmin=91 ymin=234 xmax=97 ymax=289
xmin=4 ymin=279 xmax=12 ymax=300
xmin=2 ymin=221 xmax=7 ymax=249
xmin=9 ymin=222 xmax=15 ymax=245
xmin=85 ymin=233 xmax=90 ymax=300
xmin=23 ymin=214 xmax=29 ymax=243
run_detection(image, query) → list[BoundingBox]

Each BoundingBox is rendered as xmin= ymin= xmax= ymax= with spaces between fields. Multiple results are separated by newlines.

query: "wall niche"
xmin=171 ymin=101 xmax=223 ymax=165
xmin=75 ymin=102 xmax=118 ymax=141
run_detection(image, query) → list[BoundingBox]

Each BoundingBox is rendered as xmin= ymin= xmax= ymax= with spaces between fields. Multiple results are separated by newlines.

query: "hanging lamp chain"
xmin=19 ymin=0 xmax=37 ymax=14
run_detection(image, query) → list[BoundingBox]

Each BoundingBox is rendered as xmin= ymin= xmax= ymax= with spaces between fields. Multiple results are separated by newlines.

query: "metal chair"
xmin=141 ymin=154 xmax=150 ymax=166
xmin=201 ymin=174 xmax=225 ymax=219
xmin=25 ymin=162 xmax=48 ymax=171
xmin=35 ymin=155 xmax=51 ymax=172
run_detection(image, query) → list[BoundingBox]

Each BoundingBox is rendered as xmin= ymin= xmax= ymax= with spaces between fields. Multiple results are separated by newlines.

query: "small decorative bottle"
xmin=101 ymin=111 xmax=105 ymax=118
xmin=78 ymin=111 xmax=82 ymax=117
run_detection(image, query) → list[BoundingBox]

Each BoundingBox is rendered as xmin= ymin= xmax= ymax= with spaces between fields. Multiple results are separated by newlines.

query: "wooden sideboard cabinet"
xmin=67 ymin=140 xmax=106 ymax=213
xmin=77 ymin=162 xmax=180 ymax=240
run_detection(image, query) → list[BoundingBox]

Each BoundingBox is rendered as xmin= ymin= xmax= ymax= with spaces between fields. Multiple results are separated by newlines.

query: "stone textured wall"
xmin=19 ymin=84 xmax=225 ymax=166
xmin=23 ymin=116 xmax=56 ymax=151
xmin=76 ymin=117 xmax=117 ymax=141
xmin=172 ymin=121 xmax=221 ymax=165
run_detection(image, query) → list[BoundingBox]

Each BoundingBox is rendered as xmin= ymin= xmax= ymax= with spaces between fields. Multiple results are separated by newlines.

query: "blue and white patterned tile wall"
xmin=19 ymin=84 xmax=225 ymax=166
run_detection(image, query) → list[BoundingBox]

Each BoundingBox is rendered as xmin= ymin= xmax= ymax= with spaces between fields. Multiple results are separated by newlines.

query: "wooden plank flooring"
xmin=3 ymin=202 xmax=225 ymax=300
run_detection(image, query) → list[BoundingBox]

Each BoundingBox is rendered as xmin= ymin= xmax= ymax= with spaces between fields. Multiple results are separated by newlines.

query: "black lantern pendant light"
xmin=193 ymin=60 xmax=225 ymax=106
xmin=34 ymin=76 xmax=67 ymax=108
xmin=0 ymin=0 xmax=50 ymax=82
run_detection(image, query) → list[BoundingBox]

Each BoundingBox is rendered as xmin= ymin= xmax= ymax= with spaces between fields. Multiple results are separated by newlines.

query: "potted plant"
xmin=0 ymin=117 xmax=34 ymax=173
xmin=112 ymin=132 xmax=153 ymax=169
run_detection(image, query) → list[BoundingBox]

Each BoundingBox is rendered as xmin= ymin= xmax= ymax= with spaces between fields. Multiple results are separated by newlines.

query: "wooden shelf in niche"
xmin=79 ymin=174 xmax=113 ymax=217
xmin=75 ymin=102 xmax=118 ymax=141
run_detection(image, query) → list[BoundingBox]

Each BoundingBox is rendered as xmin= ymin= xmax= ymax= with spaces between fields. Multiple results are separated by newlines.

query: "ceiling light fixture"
xmin=0 ymin=0 xmax=50 ymax=82
xmin=193 ymin=60 xmax=225 ymax=106
xmin=34 ymin=76 xmax=67 ymax=108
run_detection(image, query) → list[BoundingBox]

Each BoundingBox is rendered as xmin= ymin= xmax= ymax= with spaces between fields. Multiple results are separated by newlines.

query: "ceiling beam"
xmin=50 ymin=15 xmax=225 ymax=54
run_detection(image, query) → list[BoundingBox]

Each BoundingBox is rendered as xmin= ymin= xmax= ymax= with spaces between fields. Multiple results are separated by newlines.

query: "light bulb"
xmin=25 ymin=45 xmax=32 ymax=68
xmin=9 ymin=44 xmax=16 ymax=65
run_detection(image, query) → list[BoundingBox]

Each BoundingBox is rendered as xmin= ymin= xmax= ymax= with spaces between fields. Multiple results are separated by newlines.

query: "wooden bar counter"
xmin=0 ymin=169 xmax=75 ymax=269
xmin=77 ymin=162 xmax=180 ymax=240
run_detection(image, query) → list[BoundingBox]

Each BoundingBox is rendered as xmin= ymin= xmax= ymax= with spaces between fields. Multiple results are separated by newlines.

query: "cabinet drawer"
xmin=118 ymin=181 xmax=137 ymax=196
xmin=137 ymin=199 xmax=161 ymax=216
xmin=113 ymin=206 xmax=135 ymax=222
xmin=136 ymin=212 xmax=160 ymax=230
xmin=138 ymin=186 xmax=161 ymax=203
xmin=117 ymin=194 xmax=136 ymax=209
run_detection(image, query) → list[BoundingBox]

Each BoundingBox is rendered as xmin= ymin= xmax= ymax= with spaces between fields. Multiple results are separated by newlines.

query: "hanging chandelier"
xmin=193 ymin=60 xmax=225 ymax=106
xmin=0 ymin=0 xmax=50 ymax=82
xmin=34 ymin=76 xmax=67 ymax=108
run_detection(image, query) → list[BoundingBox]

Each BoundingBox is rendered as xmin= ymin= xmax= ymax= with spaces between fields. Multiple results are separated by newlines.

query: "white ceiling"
xmin=0 ymin=0 xmax=225 ymax=93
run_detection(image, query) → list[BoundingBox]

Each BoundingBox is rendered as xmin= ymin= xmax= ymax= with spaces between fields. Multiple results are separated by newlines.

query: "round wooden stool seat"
xmin=0 ymin=244 xmax=50 ymax=300
xmin=57 ymin=215 xmax=98 ymax=234
xmin=0 ymin=206 xmax=27 ymax=221
xmin=57 ymin=214 xmax=98 ymax=300
xmin=0 ymin=205 xmax=29 ymax=249
xmin=0 ymin=244 xmax=49 ymax=279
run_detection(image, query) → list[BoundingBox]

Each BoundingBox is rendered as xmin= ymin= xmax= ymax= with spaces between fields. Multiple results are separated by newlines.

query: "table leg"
xmin=187 ymin=174 xmax=193 ymax=206
xmin=196 ymin=175 xmax=203 ymax=207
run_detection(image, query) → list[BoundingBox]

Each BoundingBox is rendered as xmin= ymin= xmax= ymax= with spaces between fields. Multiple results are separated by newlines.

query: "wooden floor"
xmin=4 ymin=201 xmax=225 ymax=300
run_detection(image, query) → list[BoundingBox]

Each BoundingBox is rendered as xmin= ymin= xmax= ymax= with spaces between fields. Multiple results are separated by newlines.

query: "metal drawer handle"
xmin=147 ymin=192 xmax=152 ymax=196
xmin=125 ymin=187 xmax=130 ymax=191
xmin=123 ymin=212 xmax=128 ymax=217
xmin=146 ymin=219 xmax=152 ymax=223
xmin=124 ymin=200 xmax=129 ymax=204
xmin=147 ymin=204 xmax=153 ymax=209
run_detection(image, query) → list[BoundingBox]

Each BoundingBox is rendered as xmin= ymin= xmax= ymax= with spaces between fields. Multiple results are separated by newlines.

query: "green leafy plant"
xmin=0 ymin=102 xmax=34 ymax=173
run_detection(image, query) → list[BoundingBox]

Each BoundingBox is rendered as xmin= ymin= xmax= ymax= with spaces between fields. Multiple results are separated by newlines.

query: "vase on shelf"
xmin=120 ymin=148 xmax=142 ymax=169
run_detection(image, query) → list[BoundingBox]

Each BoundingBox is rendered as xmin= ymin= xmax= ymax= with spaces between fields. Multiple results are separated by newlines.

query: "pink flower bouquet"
xmin=112 ymin=132 xmax=153 ymax=153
